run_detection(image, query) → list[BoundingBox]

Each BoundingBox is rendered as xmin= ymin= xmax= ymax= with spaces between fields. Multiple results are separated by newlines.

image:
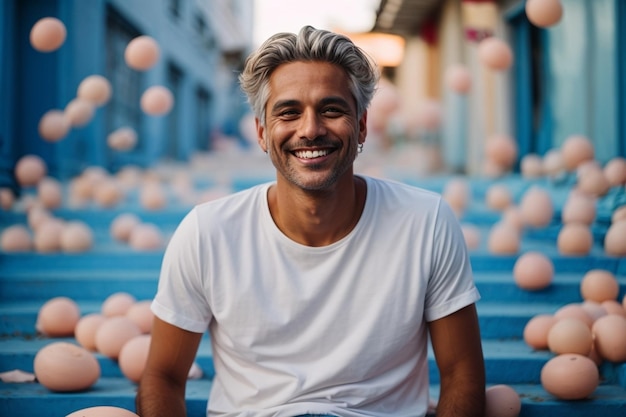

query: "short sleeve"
xmin=424 ymin=198 xmax=480 ymax=322
xmin=151 ymin=208 xmax=213 ymax=333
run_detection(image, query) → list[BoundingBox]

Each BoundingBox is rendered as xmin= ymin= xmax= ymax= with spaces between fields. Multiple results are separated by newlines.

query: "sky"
xmin=253 ymin=0 xmax=380 ymax=46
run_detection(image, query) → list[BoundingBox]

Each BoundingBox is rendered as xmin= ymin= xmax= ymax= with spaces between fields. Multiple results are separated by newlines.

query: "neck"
xmin=267 ymin=175 xmax=366 ymax=247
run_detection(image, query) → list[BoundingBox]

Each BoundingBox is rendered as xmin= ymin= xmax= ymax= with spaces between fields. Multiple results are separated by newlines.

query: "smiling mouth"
xmin=293 ymin=149 xmax=331 ymax=159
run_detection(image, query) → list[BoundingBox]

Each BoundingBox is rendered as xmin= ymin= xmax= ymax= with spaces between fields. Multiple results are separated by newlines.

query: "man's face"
xmin=256 ymin=61 xmax=367 ymax=191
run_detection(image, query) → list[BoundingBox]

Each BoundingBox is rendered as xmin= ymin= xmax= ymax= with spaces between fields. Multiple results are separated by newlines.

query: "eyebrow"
xmin=271 ymin=96 xmax=352 ymax=113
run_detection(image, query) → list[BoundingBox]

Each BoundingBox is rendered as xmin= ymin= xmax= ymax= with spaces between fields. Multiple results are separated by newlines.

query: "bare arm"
xmin=428 ymin=304 xmax=485 ymax=417
xmin=136 ymin=317 xmax=204 ymax=417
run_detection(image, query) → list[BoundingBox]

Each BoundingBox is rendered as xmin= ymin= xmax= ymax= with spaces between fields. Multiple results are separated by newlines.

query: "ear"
xmin=358 ymin=110 xmax=368 ymax=145
xmin=255 ymin=117 xmax=267 ymax=152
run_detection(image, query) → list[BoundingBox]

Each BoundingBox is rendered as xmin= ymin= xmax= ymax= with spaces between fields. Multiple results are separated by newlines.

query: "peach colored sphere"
xmin=64 ymin=98 xmax=95 ymax=127
xmin=93 ymin=179 xmax=124 ymax=208
xmin=36 ymin=296 xmax=81 ymax=337
xmin=37 ymin=177 xmax=63 ymax=209
xmin=102 ymin=292 xmax=137 ymax=317
xmin=592 ymin=314 xmax=626 ymax=362
xmin=557 ymin=223 xmax=593 ymax=256
xmin=581 ymin=301 xmax=608 ymax=322
xmin=140 ymin=183 xmax=167 ymax=210
xmin=485 ymin=184 xmax=512 ymax=211
xmin=542 ymin=149 xmax=565 ymax=178
xmin=77 ymin=75 xmax=112 ymax=107
xmin=519 ymin=187 xmax=554 ymax=228
xmin=561 ymin=135 xmax=594 ymax=171
xmin=613 ymin=205 xmax=626 ymax=224
xmin=94 ymin=316 xmax=142 ymax=360
xmin=27 ymin=205 xmax=52 ymax=231
xmin=442 ymin=178 xmax=470 ymax=214
xmin=513 ymin=251 xmax=554 ymax=291
xmin=520 ymin=153 xmax=543 ymax=178
xmin=487 ymin=222 xmax=520 ymax=255
xmin=444 ymin=64 xmax=472 ymax=94
xmin=107 ymin=127 xmax=138 ymax=151
xmin=540 ymin=353 xmax=599 ymax=400
xmin=580 ymin=270 xmax=619 ymax=303
xmin=602 ymin=300 xmax=626 ymax=317
xmin=126 ymin=300 xmax=154 ymax=333
xmin=478 ymin=37 xmax=513 ymax=71
xmin=33 ymin=218 xmax=65 ymax=253
xmin=577 ymin=168 xmax=610 ymax=197
xmin=124 ymin=35 xmax=160 ymax=71
xmin=484 ymin=134 xmax=518 ymax=170
xmin=129 ymin=223 xmax=164 ymax=251
xmin=523 ymin=314 xmax=556 ymax=350
xmin=0 ymin=187 xmax=15 ymax=210
xmin=66 ymin=406 xmax=139 ymax=417
xmin=30 ymin=17 xmax=66 ymax=52
xmin=34 ymin=342 xmax=100 ymax=392
xmin=0 ymin=224 xmax=33 ymax=252
xmin=484 ymin=384 xmax=521 ymax=417
xmin=525 ymin=0 xmax=563 ymax=28
xmin=141 ymin=85 xmax=174 ymax=116
xmin=603 ymin=157 xmax=626 ymax=186
xmin=604 ymin=218 xmax=626 ymax=256
xmin=461 ymin=224 xmax=481 ymax=251
xmin=561 ymin=193 xmax=596 ymax=225
xmin=119 ymin=334 xmax=152 ymax=383
xmin=547 ymin=317 xmax=593 ymax=356
xmin=555 ymin=303 xmax=594 ymax=328
xmin=74 ymin=313 xmax=106 ymax=351
xmin=110 ymin=212 xmax=141 ymax=242
xmin=38 ymin=110 xmax=70 ymax=142
xmin=60 ymin=221 xmax=93 ymax=253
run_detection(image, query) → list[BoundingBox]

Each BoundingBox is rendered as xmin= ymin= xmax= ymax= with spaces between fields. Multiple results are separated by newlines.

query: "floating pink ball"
xmin=444 ymin=64 xmax=472 ymax=94
xmin=107 ymin=127 xmax=138 ymax=151
xmin=524 ymin=314 xmax=556 ymax=350
xmin=519 ymin=187 xmax=553 ymax=228
xmin=603 ymin=157 xmax=626 ymax=186
xmin=66 ymin=406 xmax=139 ymax=417
xmin=124 ymin=35 xmax=160 ymax=70
xmin=592 ymin=314 xmax=626 ymax=362
xmin=577 ymin=167 xmax=610 ymax=197
xmin=38 ymin=109 xmax=70 ymax=142
xmin=547 ymin=317 xmax=593 ymax=356
xmin=30 ymin=17 xmax=66 ymax=52
xmin=119 ymin=334 xmax=152 ymax=383
xmin=33 ymin=218 xmax=65 ymax=253
xmin=102 ymin=292 xmax=137 ymax=317
xmin=540 ymin=354 xmax=599 ymax=400
xmin=502 ymin=206 xmax=525 ymax=232
xmin=554 ymin=303 xmax=594 ymax=328
xmin=0 ymin=225 xmax=33 ymax=252
xmin=140 ymin=183 xmax=167 ymax=210
xmin=60 ymin=221 xmax=93 ymax=253
xmin=94 ymin=316 xmax=142 ymax=360
xmin=74 ymin=313 xmax=106 ymax=351
xmin=141 ymin=85 xmax=174 ymax=116
xmin=442 ymin=178 xmax=470 ymax=215
xmin=525 ymin=0 xmax=563 ymax=28
xmin=485 ymin=184 xmax=512 ymax=211
xmin=110 ymin=213 xmax=141 ymax=242
xmin=484 ymin=384 xmax=521 ymax=417
xmin=561 ymin=193 xmax=596 ymax=225
xmin=64 ymin=98 xmax=95 ymax=127
xmin=34 ymin=342 xmax=100 ymax=392
xmin=520 ymin=153 xmax=543 ymax=178
xmin=542 ymin=149 xmax=565 ymax=178
xmin=126 ymin=300 xmax=154 ymax=334
xmin=487 ymin=222 xmax=520 ymax=255
xmin=461 ymin=223 xmax=481 ymax=250
xmin=478 ymin=37 xmax=513 ymax=71
xmin=604 ymin=221 xmax=626 ymax=256
xmin=36 ymin=296 xmax=81 ymax=337
xmin=37 ymin=177 xmax=63 ymax=209
xmin=0 ymin=188 xmax=15 ymax=210
xmin=561 ymin=135 xmax=594 ymax=171
xmin=92 ymin=179 xmax=124 ymax=207
xmin=580 ymin=270 xmax=619 ymax=303
xmin=129 ymin=223 xmax=164 ymax=251
xmin=557 ymin=223 xmax=593 ymax=256
xmin=77 ymin=75 xmax=112 ymax=107
xmin=484 ymin=134 xmax=518 ymax=170
xmin=513 ymin=251 xmax=554 ymax=291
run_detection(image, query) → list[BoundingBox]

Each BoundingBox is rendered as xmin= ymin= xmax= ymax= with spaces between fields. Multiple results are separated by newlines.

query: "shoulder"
xmin=362 ymin=175 xmax=443 ymax=212
xmin=194 ymin=182 xmax=271 ymax=219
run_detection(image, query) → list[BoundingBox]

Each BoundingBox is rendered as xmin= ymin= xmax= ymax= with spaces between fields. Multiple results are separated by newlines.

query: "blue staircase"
xmin=1 ymin=171 xmax=625 ymax=417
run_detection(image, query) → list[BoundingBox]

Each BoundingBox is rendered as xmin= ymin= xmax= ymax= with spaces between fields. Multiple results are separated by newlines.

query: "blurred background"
xmin=0 ymin=0 xmax=624 ymax=193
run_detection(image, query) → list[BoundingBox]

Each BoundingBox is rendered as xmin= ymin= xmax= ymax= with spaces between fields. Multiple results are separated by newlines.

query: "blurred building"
xmin=372 ymin=0 xmax=625 ymax=174
xmin=0 ymin=0 xmax=253 ymax=190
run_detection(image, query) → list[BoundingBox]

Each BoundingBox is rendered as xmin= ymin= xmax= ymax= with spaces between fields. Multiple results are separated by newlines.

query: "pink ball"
xmin=555 ymin=303 xmax=594 ymax=328
xmin=604 ymin=221 xmax=626 ymax=256
xmin=513 ymin=251 xmax=554 ymax=291
xmin=547 ymin=317 xmax=593 ymax=356
xmin=461 ymin=223 xmax=481 ymax=250
xmin=30 ymin=17 xmax=66 ymax=52
xmin=126 ymin=300 xmax=155 ymax=334
xmin=38 ymin=110 xmax=70 ymax=142
xmin=94 ymin=316 xmax=142 ymax=360
xmin=141 ymin=85 xmax=174 ymax=116
xmin=119 ymin=334 xmax=152 ymax=383
xmin=542 ymin=149 xmax=565 ymax=178
xmin=77 ymin=75 xmax=112 ymax=107
xmin=603 ymin=157 xmax=626 ymax=186
xmin=577 ymin=167 xmax=610 ymax=197
xmin=36 ymin=296 xmax=81 ymax=337
xmin=485 ymin=384 xmax=521 ymax=417
xmin=60 ymin=221 xmax=93 ymax=252
xmin=33 ymin=218 xmax=65 ymax=253
xmin=92 ymin=179 xmax=124 ymax=207
xmin=487 ymin=222 xmax=520 ymax=255
xmin=75 ymin=313 xmax=107 ymax=351
xmin=64 ymin=98 xmax=95 ymax=127
xmin=557 ymin=223 xmax=593 ymax=256
xmin=478 ymin=37 xmax=513 ymax=71
xmin=561 ymin=193 xmax=596 ymax=225
xmin=484 ymin=134 xmax=518 ymax=170
xmin=561 ymin=135 xmax=594 ymax=171
xmin=444 ymin=64 xmax=472 ymax=94
xmin=502 ymin=206 xmax=525 ymax=232
xmin=110 ymin=213 xmax=141 ymax=242
xmin=581 ymin=270 xmax=619 ymax=303
xmin=0 ymin=225 xmax=33 ymax=252
xmin=524 ymin=314 xmax=557 ymax=350
xmin=140 ymin=183 xmax=168 ymax=210
xmin=37 ymin=177 xmax=63 ymax=209
xmin=442 ymin=178 xmax=470 ymax=214
xmin=124 ymin=36 xmax=160 ymax=71
xmin=613 ymin=206 xmax=626 ymax=224
xmin=0 ymin=187 xmax=15 ymax=210
xmin=525 ymin=0 xmax=563 ymax=28
xmin=592 ymin=314 xmax=626 ymax=362
xmin=129 ymin=223 xmax=164 ymax=251
xmin=107 ymin=127 xmax=138 ymax=151
xmin=66 ymin=406 xmax=139 ymax=417
xmin=485 ymin=184 xmax=512 ymax=211
xmin=520 ymin=153 xmax=544 ymax=178
xmin=541 ymin=353 xmax=599 ymax=400
xmin=102 ymin=292 xmax=137 ymax=317
xmin=519 ymin=187 xmax=554 ymax=228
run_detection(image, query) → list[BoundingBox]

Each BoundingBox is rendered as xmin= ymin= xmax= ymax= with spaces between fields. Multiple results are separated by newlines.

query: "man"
xmin=136 ymin=25 xmax=485 ymax=417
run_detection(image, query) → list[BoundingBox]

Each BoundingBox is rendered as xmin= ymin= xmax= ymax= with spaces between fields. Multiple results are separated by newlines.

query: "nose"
xmin=298 ymin=109 xmax=326 ymax=141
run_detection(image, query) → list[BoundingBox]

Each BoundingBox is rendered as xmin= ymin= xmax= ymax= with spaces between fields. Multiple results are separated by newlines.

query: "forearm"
xmin=435 ymin=372 xmax=485 ymax=417
xmin=136 ymin=373 xmax=187 ymax=417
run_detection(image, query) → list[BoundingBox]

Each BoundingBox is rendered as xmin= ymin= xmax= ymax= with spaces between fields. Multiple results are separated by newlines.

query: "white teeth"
xmin=294 ymin=149 xmax=329 ymax=159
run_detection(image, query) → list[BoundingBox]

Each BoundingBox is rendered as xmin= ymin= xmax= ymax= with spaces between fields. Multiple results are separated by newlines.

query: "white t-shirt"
xmin=152 ymin=175 xmax=480 ymax=417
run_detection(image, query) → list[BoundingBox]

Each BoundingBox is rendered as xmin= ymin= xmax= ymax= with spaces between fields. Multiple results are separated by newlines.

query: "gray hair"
xmin=239 ymin=25 xmax=379 ymax=126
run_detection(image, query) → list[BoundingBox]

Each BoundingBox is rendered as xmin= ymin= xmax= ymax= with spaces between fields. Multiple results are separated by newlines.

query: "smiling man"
xmin=136 ymin=26 xmax=485 ymax=417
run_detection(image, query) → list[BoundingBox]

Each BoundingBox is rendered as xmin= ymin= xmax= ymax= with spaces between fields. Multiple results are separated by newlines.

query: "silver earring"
xmin=357 ymin=143 xmax=363 ymax=153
